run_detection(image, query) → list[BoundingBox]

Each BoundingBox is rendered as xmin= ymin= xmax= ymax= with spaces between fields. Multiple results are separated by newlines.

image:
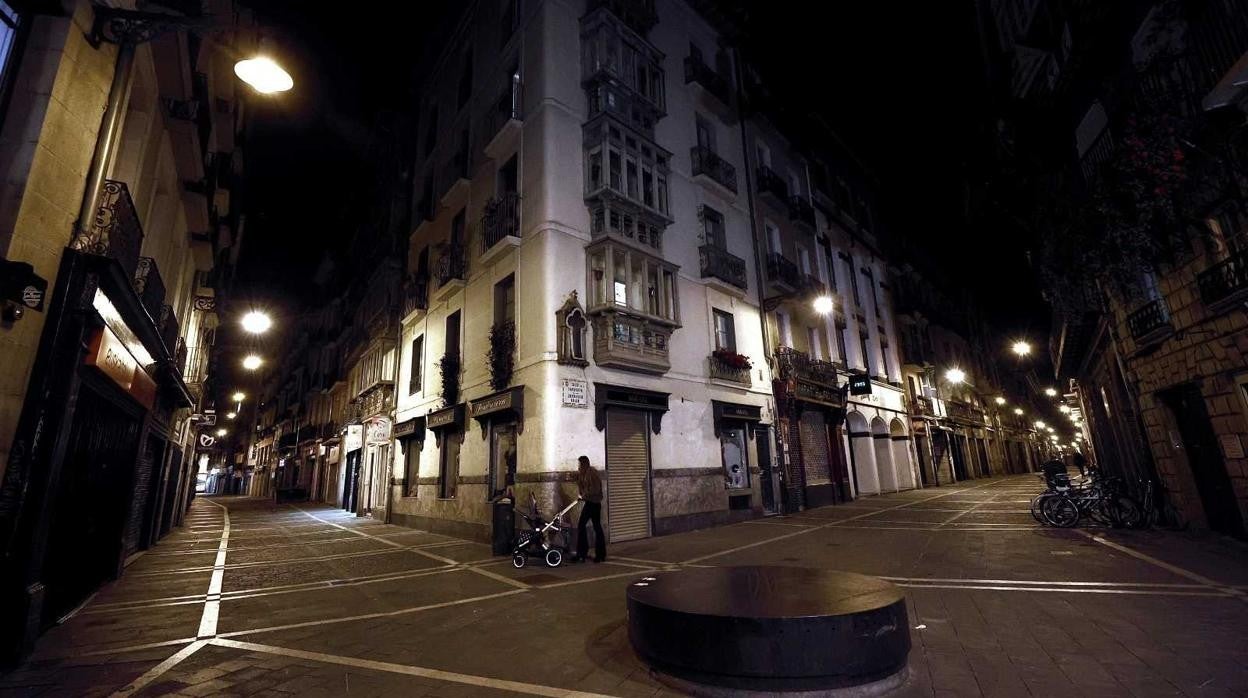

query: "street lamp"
xmin=1059 ymin=404 xmax=1071 ymax=414
xmin=1013 ymin=408 xmax=1024 ymax=416
xmin=226 ymin=411 xmax=237 ymax=420
xmin=242 ymin=354 xmax=264 ymax=370
xmin=994 ymin=396 xmax=1007 ymax=405
xmin=1044 ymin=387 xmax=1058 ymax=397
xmin=240 ymin=310 xmax=273 ymax=335
xmin=945 ymin=367 xmax=966 ymax=384
xmin=1034 ymin=420 xmax=1046 ymax=430
xmin=234 ymin=56 xmax=293 ymax=94
xmin=812 ymin=295 xmax=834 ymax=315
xmin=231 ymin=391 xmax=246 ymax=403
xmin=1011 ymin=341 xmax=1032 ymax=357
xmin=216 ymin=428 xmax=228 ymax=438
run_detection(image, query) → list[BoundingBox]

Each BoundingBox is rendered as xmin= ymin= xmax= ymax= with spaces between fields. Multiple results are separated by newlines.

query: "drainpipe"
xmin=75 ymin=43 xmax=136 ymax=238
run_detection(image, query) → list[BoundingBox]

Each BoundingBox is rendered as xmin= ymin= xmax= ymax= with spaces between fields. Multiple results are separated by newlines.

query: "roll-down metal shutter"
xmin=606 ymin=409 xmax=651 ymax=542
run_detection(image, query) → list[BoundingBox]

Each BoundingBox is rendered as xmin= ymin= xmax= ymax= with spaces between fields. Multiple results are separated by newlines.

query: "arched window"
xmin=557 ymin=292 xmax=589 ymax=367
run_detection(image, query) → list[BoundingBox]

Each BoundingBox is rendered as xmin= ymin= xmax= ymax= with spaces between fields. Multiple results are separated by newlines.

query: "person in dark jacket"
xmin=1073 ymin=452 xmax=1088 ymax=477
xmin=574 ymin=455 xmax=606 ymax=563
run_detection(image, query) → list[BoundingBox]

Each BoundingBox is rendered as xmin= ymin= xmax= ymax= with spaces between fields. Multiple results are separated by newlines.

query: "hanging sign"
xmin=1 ymin=260 xmax=47 ymax=311
xmin=345 ymin=424 xmax=364 ymax=452
xmin=849 ymin=374 xmax=872 ymax=396
xmin=199 ymin=433 xmax=217 ymax=449
xmin=365 ymin=417 xmax=392 ymax=444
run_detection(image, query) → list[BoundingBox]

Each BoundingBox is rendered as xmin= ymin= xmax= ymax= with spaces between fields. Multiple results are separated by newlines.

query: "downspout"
xmin=75 ymin=43 xmax=135 ymax=238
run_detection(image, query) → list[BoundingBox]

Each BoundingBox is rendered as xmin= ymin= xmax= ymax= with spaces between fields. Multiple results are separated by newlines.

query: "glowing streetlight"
xmin=1059 ymin=404 xmax=1071 ymax=414
xmin=242 ymin=355 xmax=264 ymax=371
xmin=1034 ymin=420 xmax=1046 ymax=430
xmin=234 ymin=56 xmax=293 ymax=94
xmin=226 ymin=412 xmax=237 ymax=420
xmin=1013 ymin=408 xmax=1024 ymax=416
xmin=994 ymin=396 xmax=1007 ymax=405
xmin=231 ymin=391 xmax=246 ymax=403
xmin=1046 ymin=426 xmax=1055 ymax=433
xmin=1011 ymin=341 xmax=1032 ymax=357
xmin=1044 ymin=387 xmax=1058 ymax=397
xmin=241 ymin=311 xmax=273 ymax=335
xmin=945 ymin=367 xmax=966 ymax=384
xmin=812 ymin=295 xmax=834 ymax=315
xmin=215 ymin=428 xmax=227 ymax=437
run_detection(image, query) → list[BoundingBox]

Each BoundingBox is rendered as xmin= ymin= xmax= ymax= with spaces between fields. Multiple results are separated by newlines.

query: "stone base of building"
xmin=804 ymin=483 xmax=840 ymax=508
xmin=653 ymin=507 xmax=762 ymax=537
xmin=390 ymin=512 xmax=490 ymax=543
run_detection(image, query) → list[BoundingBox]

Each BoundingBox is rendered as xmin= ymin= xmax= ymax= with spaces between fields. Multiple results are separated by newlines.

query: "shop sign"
xmin=427 ymin=403 xmax=465 ymax=430
xmin=345 ymin=424 xmax=364 ymax=452
xmin=84 ymin=326 xmax=155 ymax=409
xmin=394 ymin=417 xmax=425 ymax=440
xmin=1219 ymin=434 xmax=1244 ymax=460
xmin=365 ymin=417 xmax=392 ymax=444
xmin=0 ymin=259 xmax=47 ymax=311
xmin=471 ymin=386 xmax=523 ymax=419
xmin=198 ymin=433 xmax=217 ymax=449
xmin=849 ymin=374 xmax=872 ymax=395
xmin=561 ymin=378 xmax=589 ymax=408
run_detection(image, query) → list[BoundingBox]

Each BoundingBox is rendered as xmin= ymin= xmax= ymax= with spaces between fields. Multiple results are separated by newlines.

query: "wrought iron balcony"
xmin=482 ymin=192 xmax=521 ymax=251
xmin=774 ymin=346 xmax=837 ymax=387
xmin=945 ymin=400 xmax=984 ymax=424
xmin=683 ymin=54 xmax=732 ymax=106
xmin=482 ymin=81 xmax=523 ymax=160
xmin=438 ymin=149 xmax=471 ymax=205
xmin=1198 ymin=249 xmax=1248 ymax=308
xmin=801 ymin=274 xmax=827 ymax=297
xmin=765 ymin=252 xmax=800 ymax=290
xmin=435 ymin=244 xmax=468 ymax=286
xmin=690 ymin=145 xmax=737 ymax=194
xmin=788 ymin=195 xmax=815 ymax=229
xmin=756 ymin=166 xmax=788 ymax=204
xmin=708 ymin=351 xmax=751 ymax=384
xmin=133 ymin=257 xmax=167 ymax=321
xmin=1127 ymin=298 xmax=1172 ymax=343
xmin=74 ymin=179 xmax=145 ymax=279
xmin=158 ymin=304 xmax=179 ymax=355
xmin=699 ymin=244 xmax=747 ymax=291
xmin=910 ymin=395 xmax=932 ymax=415
xmin=403 ymin=278 xmax=428 ymax=316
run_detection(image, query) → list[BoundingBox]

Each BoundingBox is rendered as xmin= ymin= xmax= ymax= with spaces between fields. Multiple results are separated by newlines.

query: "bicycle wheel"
xmin=1042 ymin=495 xmax=1080 ymax=528
xmin=1030 ymin=494 xmax=1052 ymax=524
xmin=1113 ymin=496 xmax=1144 ymax=529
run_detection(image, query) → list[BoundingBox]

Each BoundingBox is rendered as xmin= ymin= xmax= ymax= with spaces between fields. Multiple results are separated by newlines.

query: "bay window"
xmin=587 ymin=240 xmax=678 ymax=324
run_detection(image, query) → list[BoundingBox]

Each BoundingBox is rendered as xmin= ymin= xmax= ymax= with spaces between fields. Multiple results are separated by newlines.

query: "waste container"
xmin=492 ymin=496 xmax=515 ymax=555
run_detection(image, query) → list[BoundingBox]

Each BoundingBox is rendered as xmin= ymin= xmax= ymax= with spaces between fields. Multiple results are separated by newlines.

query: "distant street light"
xmin=226 ymin=412 xmax=237 ymax=420
xmin=1034 ymin=420 xmax=1046 ymax=430
xmin=1059 ymin=405 xmax=1071 ymax=414
xmin=1013 ymin=408 xmax=1024 ymax=416
xmin=1011 ymin=341 xmax=1032 ymax=357
xmin=234 ymin=56 xmax=293 ymax=94
xmin=242 ymin=354 xmax=264 ymax=370
xmin=216 ymin=428 xmax=227 ymax=437
xmin=232 ymin=391 xmax=246 ymax=402
xmin=1044 ymin=387 xmax=1058 ymax=397
xmin=945 ymin=367 xmax=966 ymax=384
xmin=994 ymin=396 xmax=1007 ymax=405
xmin=812 ymin=295 xmax=834 ymax=315
xmin=241 ymin=311 xmax=273 ymax=334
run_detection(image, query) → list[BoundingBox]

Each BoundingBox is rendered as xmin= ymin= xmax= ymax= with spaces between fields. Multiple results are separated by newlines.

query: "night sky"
xmin=236 ymin=0 xmax=1050 ymax=341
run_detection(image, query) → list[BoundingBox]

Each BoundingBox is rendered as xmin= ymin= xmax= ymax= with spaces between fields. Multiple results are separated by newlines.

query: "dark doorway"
xmin=44 ymin=384 xmax=142 ymax=624
xmin=343 ymin=450 xmax=362 ymax=512
xmin=1159 ymin=385 xmax=1245 ymax=538
xmin=915 ymin=435 xmax=931 ymax=486
xmin=755 ymin=425 xmax=777 ymax=514
xmin=828 ymin=424 xmax=853 ymax=503
xmin=949 ymin=432 xmax=968 ymax=481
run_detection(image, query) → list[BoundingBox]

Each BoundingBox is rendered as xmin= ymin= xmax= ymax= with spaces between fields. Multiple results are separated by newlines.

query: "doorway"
xmin=755 ymin=425 xmax=778 ymax=514
xmin=1159 ymin=385 xmax=1245 ymax=538
xmin=605 ymin=409 xmax=651 ymax=542
xmin=489 ymin=421 xmax=518 ymax=498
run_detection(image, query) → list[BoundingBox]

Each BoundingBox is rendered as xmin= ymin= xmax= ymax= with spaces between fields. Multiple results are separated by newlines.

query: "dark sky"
xmin=233 ymin=0 xmax=1050 ymax=341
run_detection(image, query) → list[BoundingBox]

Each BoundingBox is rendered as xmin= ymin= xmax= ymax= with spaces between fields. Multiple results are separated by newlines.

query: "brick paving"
xmin=2 ymin=474 xmax=1247 ymax=697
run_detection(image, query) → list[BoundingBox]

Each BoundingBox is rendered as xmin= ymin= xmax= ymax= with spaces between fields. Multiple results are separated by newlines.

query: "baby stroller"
xmin=512 ymin=492 xmax=581 ymax=568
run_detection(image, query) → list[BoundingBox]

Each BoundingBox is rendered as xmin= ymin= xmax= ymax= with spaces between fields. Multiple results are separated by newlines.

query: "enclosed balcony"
xmin=756 ymin=165 xmax=788 ymax=206
xmin=481 ymin=192 xmax=521 ymax=265
xmin=1198 ymin=249 xmax=1248 ymax=309
xmin=482 ymin=80 xmax=523 ymax=160
xmin=1126 ymin=298 xmax=1172 ymax=346
xmin=691 ymin=145 xmax=737 ymax=196
xmin=699 ymin=244 xmax=747 ymax=296
xmin=591 ymin=312 xmax=672 ymax=374
xmin=765 ymin=252 xmax=800 ymax=291
xmin=585 ymin=0 xmax=658 ymax=37
xmin=683 ymin=53 xmax=732 ymax=109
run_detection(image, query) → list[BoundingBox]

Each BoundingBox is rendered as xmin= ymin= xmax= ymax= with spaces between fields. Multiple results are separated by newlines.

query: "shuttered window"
xmin=605 ymin=409 xmax=650 ymax=541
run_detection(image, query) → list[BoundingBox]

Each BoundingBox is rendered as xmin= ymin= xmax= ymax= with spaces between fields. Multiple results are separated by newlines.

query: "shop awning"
xmin=711 ymin=401 xmax=762 ymax=437
xmin=470 ymin=386 xmax=524 ymax=429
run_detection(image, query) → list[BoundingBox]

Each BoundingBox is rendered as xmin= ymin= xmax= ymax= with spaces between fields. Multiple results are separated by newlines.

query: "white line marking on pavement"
xmin=71 ymin=636 xmax=200 ymax=659
xmin=895 ymin=582 xmax=1231 ymax=597
xmin=197 ymin=499 xmax=230 ymax=638
xmin=109 ymin=639 xmax=207 ymax=697
xmin=207 ymin=638 xmax=617 ymax=698
xmin=879 ymin=575 xmax=1208 ymax=588
xmin=1076 ymin=530 xmax=1248 ymax=603
xmin=466 ymin=563 xmax=531 ymax=589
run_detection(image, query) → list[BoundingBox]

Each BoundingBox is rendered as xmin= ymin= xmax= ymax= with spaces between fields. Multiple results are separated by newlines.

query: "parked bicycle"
xmin=1030 ymin=462 xmax=1143 ymax=529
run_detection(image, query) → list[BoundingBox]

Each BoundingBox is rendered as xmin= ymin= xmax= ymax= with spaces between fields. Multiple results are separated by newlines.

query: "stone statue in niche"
xmin=557 ymin=291 xmax=590 ymax=367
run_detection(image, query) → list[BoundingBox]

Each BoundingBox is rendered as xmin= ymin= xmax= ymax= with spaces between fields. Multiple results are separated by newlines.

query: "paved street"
xmin=2 ymin=474 xmax=1247 ymax=697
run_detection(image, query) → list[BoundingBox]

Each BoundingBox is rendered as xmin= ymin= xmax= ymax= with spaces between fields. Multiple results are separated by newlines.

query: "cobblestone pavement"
xmin=3 ymin=474 xmax=1248 ymax=697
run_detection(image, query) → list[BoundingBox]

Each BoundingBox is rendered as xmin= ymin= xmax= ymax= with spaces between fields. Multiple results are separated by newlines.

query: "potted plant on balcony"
xmin=439 ymin=352 xmax=460 ymax=406
xmin=712 ymin=349 xmax=752 ymax=382
xmin=487 ymin=321 xmax=516 ymax=391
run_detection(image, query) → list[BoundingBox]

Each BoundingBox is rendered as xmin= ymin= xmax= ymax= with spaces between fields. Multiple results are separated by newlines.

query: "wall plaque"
xmin=561 ymin=378 xmax=589 ymax=408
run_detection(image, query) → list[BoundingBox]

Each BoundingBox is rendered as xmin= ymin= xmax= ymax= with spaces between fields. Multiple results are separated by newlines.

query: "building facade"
xmin=0 ymin=0 xmax=249 ymax=656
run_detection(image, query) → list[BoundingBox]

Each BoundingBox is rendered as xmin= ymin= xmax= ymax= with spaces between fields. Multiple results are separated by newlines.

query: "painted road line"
xmin=63 ymin=636 xmax=200 ymax=660
xmin=894 ymin=582 xmax=1232 ymax=597
xmin=208 ymin=638 xmax=617 ymax=698
xmin=130 ymin=543 xmax=434 ymax=576
xmin=466 ymin=563 xmax=532 ymax=589
xmin=197 ymin=499 xmax=230 ymax=638
xmin=878 ymin=575 xmax=1211 ymax=588
xmin=108 ymin=639 xmax=207 ymax=697
xmin=1076 ymin=530 xmax=1248 ymax=603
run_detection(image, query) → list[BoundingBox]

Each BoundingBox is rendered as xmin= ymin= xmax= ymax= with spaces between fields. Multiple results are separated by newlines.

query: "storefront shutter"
xmin=606 ymin=409 xmax=650 ymax=542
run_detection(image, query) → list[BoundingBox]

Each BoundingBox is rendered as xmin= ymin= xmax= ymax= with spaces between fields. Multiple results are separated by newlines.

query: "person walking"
xmin=1073 ymin=452 xmax=1088 ymax=478
xmin=574 ymin=455 xmax=606 ymax=563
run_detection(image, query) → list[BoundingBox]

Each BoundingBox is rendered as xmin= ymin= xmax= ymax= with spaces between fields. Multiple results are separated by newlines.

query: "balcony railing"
xmin=158 ymin=304 xmax=179 ymax=355
xmin=435 ymin=244 xmax=468 ymax=286
xmin=133 ymin=256 xmax=167 ymax=321
xmin=756 ymin=166 xmax=788 ymax=203
xmin=1198 ymin=249 xmax=1248 ymax=307
xmin=788 ymin=195 xmax=815 ymax=229
xmin=699 ymin=244 xmax=747 ymax=291
xmin=774 ymin=346 xmax=837 ymax=387
xmin=481 ymin=80 xmax=523 ymax=158
xmin=801 ymin=274 xmax=827 ymax=297
xmin=1127 ymin=298 xmax=1172 ymax=342
xmin=945 ymin=400 xmax=984 ymax=424
xmin=683 ymin=54 xmax=732 ymax=105
xmin=910 ymin=395 xmax=932 ymax=415
xmin=765 ymin=252 xmax=800 ymax=289
xmin=74 ymin=180 xmax=145 ymax=279
xmin=690 ymin=145 xmax=737 ymax=193
xmin=403 ymin=278 xmax=428 ymax=316
xmin=708 ymin=352 xmax=751 ymax=384
xmin=482 ymin=192 xmax=521 ymax=251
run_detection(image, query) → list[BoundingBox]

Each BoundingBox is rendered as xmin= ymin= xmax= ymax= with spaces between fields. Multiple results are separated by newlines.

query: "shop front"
xmin=392 ymin=416 xmax=425 ymax=499
xmin=470 ymin=387 xmax=524 ymax=500
xmin=342 ymin=424 xmax=363 ymax=512
xmin=360 ymin=416 xmax=393 ymax=519
xmin=594 ymin=384 xmax=668 ymax=542
xmin=711 ymin=401 xmax=766 ymax=515
xmin=773 ymin=349 xmax=850 ymax=510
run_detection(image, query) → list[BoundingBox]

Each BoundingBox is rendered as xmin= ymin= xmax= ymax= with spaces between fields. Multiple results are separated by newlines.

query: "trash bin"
xmin=492 ymin=497 xmax=515 ymax=555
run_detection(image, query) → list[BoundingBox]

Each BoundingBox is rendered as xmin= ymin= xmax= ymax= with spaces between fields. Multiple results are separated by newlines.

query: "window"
xmin=494 ymin=274 xmax=515 ymax=326
xmin=586 ymin=241 xmax=679 ymax=323
xmin=695 ymin=114 xmax=716 ymax=152
xmin=457 ymin=53 xmax=473 ymax=109
xmin=409 ymin=335 xmax=423 ymax=394
xmin=798 ymin=247 xmax=812 ymax=275
xmin=713 ymin=309 xmax=736 ymax=351
xmin=446 ymin=311 xmax=461 ymax=359
xmin=756 ymin=142 xmax=771 ymax=168
xmin=403 ymin=441 xmax=420 ymax=497
xmin=821 ymin=240 xmax=836 ymax=289
xmin=451 ymin=209 xmax=465 ymax=246
xmin=702 ymin=206 xmax=725 ymax=248
xmin=808 ymin=327 xmax=823 ymax=360
xmin=777 ymin=310 xmax=793 ymax=348
xmin=836 ymin=317 xmax=849 ymax=364
xmin=859 ymin=329 xmax=873 ymax=373
xmin=849 ymin=258 xmax=862 ymax=305
xmin=765 ymin=221 xmax=781 ymax=255
xmin=721 ymin=426 xmax=749 ymax=490
xmin=439 ymin=432 xmax=460 ymax=498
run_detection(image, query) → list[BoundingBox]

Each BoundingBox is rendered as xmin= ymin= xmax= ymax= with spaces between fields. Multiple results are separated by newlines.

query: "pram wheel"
xmin=512 ymin=553 xmax=526 ymax=569
xmin=545 ymin=548 xmax=563 ymax=568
